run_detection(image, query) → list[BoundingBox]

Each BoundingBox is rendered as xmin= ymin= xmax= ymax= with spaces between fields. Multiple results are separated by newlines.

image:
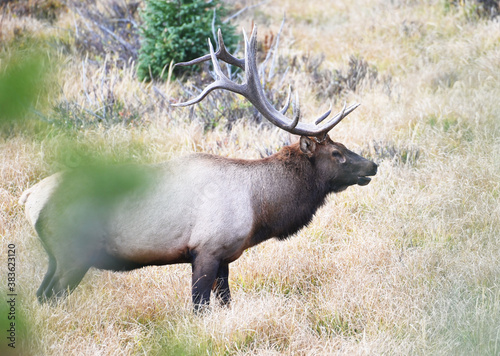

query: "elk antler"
xmin=173 ymin=25 xmax=360 ymax=138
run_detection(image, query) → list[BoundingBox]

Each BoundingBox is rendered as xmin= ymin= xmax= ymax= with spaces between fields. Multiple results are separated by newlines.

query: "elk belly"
xmin=104 ymin=178 xmax=197 ymax=265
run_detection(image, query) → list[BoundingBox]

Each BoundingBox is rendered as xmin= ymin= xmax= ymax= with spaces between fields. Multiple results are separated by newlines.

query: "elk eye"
xmin=332 ymin=150 xmax=346 ymax=163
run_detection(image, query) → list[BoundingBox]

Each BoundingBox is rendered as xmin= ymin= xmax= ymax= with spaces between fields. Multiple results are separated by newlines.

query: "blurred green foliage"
xmin=137 ymin=0 xmax=239 ymax=81
xmin=0 ymin=293 xmax=33 ymax=356
xmin=0 ymin=40 xmax=53 ymax=131
xmin=40 ymin=161 xmax=153 ymax=260
xmin=1 ymin=38 xmax=151 ymax=227
xmin=41 ymin=135 xmax=153 ymax=215
xmin=53 ymin=163 xmax=151 ymax=211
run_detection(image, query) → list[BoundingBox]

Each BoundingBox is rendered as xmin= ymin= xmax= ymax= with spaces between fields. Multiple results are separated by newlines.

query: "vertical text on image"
xmin=6 ymin=243 xmax=16 ymax=349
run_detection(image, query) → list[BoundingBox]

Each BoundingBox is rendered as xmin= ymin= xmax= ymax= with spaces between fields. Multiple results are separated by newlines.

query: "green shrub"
xmin=137 ymin=0 xmax=239 ymax=81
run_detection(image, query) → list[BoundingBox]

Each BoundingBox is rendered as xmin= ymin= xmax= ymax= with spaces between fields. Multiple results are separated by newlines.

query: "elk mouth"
xmin=357 ymin=176 xmax=372 ymax=186
xmin=357 ymin=162 xmax=377 ymax=186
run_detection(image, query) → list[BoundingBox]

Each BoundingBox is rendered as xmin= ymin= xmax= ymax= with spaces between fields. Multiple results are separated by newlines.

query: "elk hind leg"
xmin=39 ymin=259 xmax=90 ymax=303
xmin=213 ymin=263 xmax=231 ymax=306
xmin=191 ymin=255 xmax=220 ymax=313
xmin=36 ymin=253 xmax=56 ymax=303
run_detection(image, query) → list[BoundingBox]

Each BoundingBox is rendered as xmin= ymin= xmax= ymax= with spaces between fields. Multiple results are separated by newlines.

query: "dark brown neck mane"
xmin=248 ymin=144 xmax=331 ymax=247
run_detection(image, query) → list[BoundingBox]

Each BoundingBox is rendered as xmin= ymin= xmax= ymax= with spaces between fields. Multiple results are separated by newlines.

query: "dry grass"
xmin=1 ymin=0 xmax=500 ymax=355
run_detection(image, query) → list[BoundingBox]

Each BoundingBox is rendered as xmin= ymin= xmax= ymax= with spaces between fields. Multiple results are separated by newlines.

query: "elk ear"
xmin=299 ymin=136 xmax=316 ymax=157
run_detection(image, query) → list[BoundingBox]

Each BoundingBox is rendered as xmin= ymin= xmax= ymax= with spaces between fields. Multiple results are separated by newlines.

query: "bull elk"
xmin=20 ymin=26 xmax=377 ymax=311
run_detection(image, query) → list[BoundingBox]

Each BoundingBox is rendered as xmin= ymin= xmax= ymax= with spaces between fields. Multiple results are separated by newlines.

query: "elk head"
xmin=173 ymin=25 xmax=377 ymax=191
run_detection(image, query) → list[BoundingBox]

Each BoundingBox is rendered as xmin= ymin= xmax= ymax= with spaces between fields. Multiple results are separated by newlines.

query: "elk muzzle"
xmin=356 ymin=160 xmax=378 ymax=186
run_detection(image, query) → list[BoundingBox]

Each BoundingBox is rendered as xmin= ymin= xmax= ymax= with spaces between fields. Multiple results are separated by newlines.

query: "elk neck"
xmin=248 ymin=143 xmax=330 ymax=247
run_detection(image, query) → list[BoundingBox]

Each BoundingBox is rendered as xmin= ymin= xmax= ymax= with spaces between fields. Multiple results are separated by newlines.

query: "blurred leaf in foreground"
xmin=0 ymin=293 xmax=34 ymax=356
xmin=34 ymin=162 xmax=153 ymax=275
xmin=35 ymin=135 xmax=154 ymax=238
xmin=0 ymin=41 xmax=52 ymax=129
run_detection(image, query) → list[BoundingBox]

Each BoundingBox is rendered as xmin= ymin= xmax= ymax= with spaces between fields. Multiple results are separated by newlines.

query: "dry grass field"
xmin=1 ymin=0 xmax=500 ymax=355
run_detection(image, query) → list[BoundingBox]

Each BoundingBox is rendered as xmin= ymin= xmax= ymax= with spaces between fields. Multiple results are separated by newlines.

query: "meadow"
xmin=1 ymin=0 xmax=499 ymax=354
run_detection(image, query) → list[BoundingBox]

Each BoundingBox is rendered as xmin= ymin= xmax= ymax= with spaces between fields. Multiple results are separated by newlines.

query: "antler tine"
xmin=174 ymin=29 xmax=245 ymax=70
xmin=172 ymin=81 xmax=223 ymax=107
xmin=315 ymin=104 xmax=333 ymax=125
xmin=208 ymin=38 xmax=227 ymax=80
xmin=242 ymin=26 xmax=258 ymax=81
xmin=320 ymin=102 xmax=347 ymax=128
xmin=330 ymin=102 xmax=347 ymax=125
xmin=240 ymin=25 xmax=305 ymax=132
xmin=317 ymin=103 xmax=360 ymax=131
xmin=279 ymin=85 xmax=292 ymax=114
xmin=216 ymin=29 xmax=246 ymax=69
xmin=289 ymin=91 xmax=300 ymax=130
xmin=172 ymin=38 xmax=244 ymax=107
